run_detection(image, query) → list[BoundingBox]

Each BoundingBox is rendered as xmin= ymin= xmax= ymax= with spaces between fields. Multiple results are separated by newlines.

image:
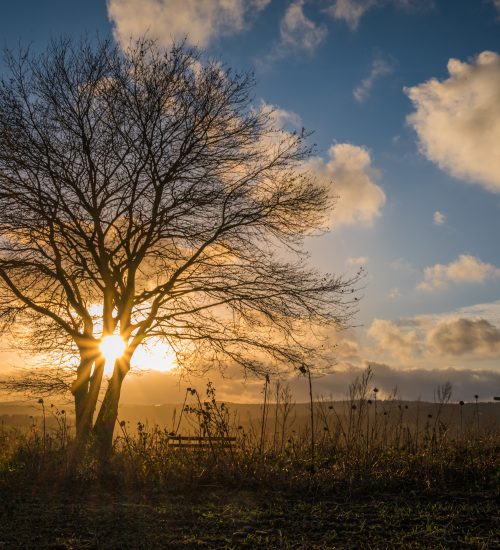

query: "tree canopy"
xmin=0 ymin=37 xmax=359 ymax=452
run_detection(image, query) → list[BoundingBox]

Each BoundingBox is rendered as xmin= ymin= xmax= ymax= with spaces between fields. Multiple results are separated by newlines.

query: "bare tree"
xmin=0 ymin=37 xmax=360 ymax=455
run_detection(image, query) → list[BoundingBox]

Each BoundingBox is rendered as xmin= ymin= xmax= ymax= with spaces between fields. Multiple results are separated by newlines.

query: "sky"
xmin=1 ymin=0 xmax=500 ymax=403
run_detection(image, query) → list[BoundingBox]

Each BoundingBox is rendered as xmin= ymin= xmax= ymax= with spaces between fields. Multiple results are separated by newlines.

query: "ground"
xmin=0 ymin=485 xmax=498 ymax=549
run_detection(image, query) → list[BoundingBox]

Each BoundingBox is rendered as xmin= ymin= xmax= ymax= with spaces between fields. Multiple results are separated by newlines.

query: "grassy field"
xmin=1 ymin=484 xmax=498 ymax=549
xmin=1 ymin=376 xmax=499 ymax=548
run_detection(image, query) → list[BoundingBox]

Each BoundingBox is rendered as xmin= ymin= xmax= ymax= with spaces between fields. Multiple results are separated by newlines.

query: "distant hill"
xmin=2 ymin=399 xmax=499 ymax=438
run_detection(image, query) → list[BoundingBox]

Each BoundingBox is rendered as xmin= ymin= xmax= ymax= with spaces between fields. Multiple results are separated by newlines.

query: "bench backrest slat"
xmin=167 ymin=435 xmax=237 ymax=450
xmin=168 ymin=436 xmax=236 ymax=442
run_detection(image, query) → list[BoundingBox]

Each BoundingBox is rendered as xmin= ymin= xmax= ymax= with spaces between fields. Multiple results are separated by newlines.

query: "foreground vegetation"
xmin=1 ymin=484 xmax=497 ymax=549
xmin=1 ymin=376 xmax=499 ymax=548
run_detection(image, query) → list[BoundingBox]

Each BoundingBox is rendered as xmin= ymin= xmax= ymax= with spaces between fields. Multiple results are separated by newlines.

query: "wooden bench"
xmin=167 ymin=435 xmax=237 ymax=450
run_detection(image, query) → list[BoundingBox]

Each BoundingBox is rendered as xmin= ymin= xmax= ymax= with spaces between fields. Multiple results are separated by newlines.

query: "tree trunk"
xmin=73 ymin=366 xmax=90 ymax=433
xmin=92 ymin=357 xmax=130 ymax=458
xmin=71 ymin=357 xmax=105 ymax=461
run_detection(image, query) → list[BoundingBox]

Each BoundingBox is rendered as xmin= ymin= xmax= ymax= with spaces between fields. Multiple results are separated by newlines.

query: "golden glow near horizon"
xmin=99 ymin=334 xmax=176 ymax=375
xmin=100 ymin=335 xmax=126 ymax=374
xmin=132 ymin=339 xmax=177 ymax=373
xmin=90 ymin=304 xmax=176 ymax=374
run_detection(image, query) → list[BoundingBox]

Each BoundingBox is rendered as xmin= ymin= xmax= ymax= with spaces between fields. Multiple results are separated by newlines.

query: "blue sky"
xmin=1 ymin=0 xmax=500 ymax=402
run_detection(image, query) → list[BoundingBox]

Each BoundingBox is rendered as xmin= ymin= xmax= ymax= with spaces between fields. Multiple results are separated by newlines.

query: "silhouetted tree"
xmin=0 ymin=37 xmax=359 ymax=455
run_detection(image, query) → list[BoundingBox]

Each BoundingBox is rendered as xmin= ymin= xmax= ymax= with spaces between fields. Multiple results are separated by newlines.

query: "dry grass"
xmin=0 ymin=370 xmax=498 ymax=548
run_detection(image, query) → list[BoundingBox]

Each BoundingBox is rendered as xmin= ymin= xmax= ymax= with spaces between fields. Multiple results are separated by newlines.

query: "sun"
xmin=99 ymin=334 xmax=176 ymax=374
xmin=100 ymin=335 xmax=126 ymax=371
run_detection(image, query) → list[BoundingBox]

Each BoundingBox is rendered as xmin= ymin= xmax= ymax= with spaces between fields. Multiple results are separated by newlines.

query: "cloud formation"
xmin=107 ymin=0 xmax=270 ymax=48
xmin=428 ymin=318 xmax=500 ymax=358
xmin=388 ymin=287 xmax=401 ymax=300
xmin=279 ymin=0 xmax=328 ymax=54
xmin=257 ymin=106 xmax=384 ymax=227
xmin=405 ymin=51 xmax=500 ymax=192
xmin=350 ymin=363 xmax=500 ymax=402
xmin=417 ymin=254 xmax=500 ymax=291
xmin=120 ymin=361 xmax=500 ymax=403
xmin=346 ymin=256 xmax=369 ymax=266
xmin=260 ymin=102 xmax=303 ymax=133
xmin=353 ymin=55 xmax=393 ymax=102
xmin=368 ymin=319 xmax=421 ymax=360
xmin=433 ymin=211 xmax=446 ymax=225
xmin=326 ymin=0 xmax=376 ymax=30
xmin=326 ymin=0 xmax=432 ymax=30
xmin=307 ymin=144 xmax=386 ymax=226
xmin=366 ymin=302 xmax=500 ymax=363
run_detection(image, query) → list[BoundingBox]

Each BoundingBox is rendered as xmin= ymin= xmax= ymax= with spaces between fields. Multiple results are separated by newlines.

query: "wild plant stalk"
xmin=259 ymin=375 xmax=270 ymax=455
xmin=2 ymin=374 xmax=499 ymax=495
xmin=432 ymin=382 xmax=452 ymax=452
xmin=415 ymin=398 xmax=421 ymax=452
xmin=459 ymin=401 xmax=464 ymax=441
xmin=191 ymin=387 xmax=216 ymax=459
xmin=328 ymin=401 xmax=347 ymax=448
xmin=299 ymin=365 xmax=316 ymax=468
xmin=474 ymin=394 xmax=480 ymax=433
xmin=373 ymin=387 xmax=379 ymax=444
xmin=273 ymin=380 xmax=281 ymax=453
xmin=175 ymin=387 xmax=196 ymax=435
xmin=38 ymin=398 xmax=46 ymax=459
xmin=278 ymin=383 xmax=295 ymax=454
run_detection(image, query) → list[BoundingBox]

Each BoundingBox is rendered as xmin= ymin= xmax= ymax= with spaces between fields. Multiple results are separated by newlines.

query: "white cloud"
xmin=455 ymin=300 xmax=500 ymax=327
xmin=405 ymin=51 xmax=500 ymax=192
xmin=353 ymin=55 xmax=393 ymax=102
xmin=326 ymin=0 xmax=376 ymax=30
xmin=433 ymin=211 xmax=446 ymax=225
xmin=367 ymin=309 xmax=500 ymax=363
xmin=492 ymin=0 xmax=500 ymax=13
xmin=106 ymin=0 xmax=270 ymax=48
xmin=253 ymin=107 xmax=384 ymax=228
xmin=260 ymin=102 xmax=303 ymax=132
xmin=428 ymin=318 xmax=500 ymax=358
xmin=307 ymin=144 xmax=386 ymax=227
xmin=263 ymin=110 xmax=385 ymax=227
xmin=326 ymin=0 xmax=432 ymax=30
xmin=417 ymin=254 xmax=500 ymax=291
xmin=367 ymin=319 xmax=421 ymax=360
xmin=346 ymin=256 xmax=369 ymax=265
xmin=279 ymin=0 xmax=328 ymax=54
xmin=388 ymin=287 xmax=401 ymax=300
xmin=392 ymin=0 xmax=435 ymax=8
